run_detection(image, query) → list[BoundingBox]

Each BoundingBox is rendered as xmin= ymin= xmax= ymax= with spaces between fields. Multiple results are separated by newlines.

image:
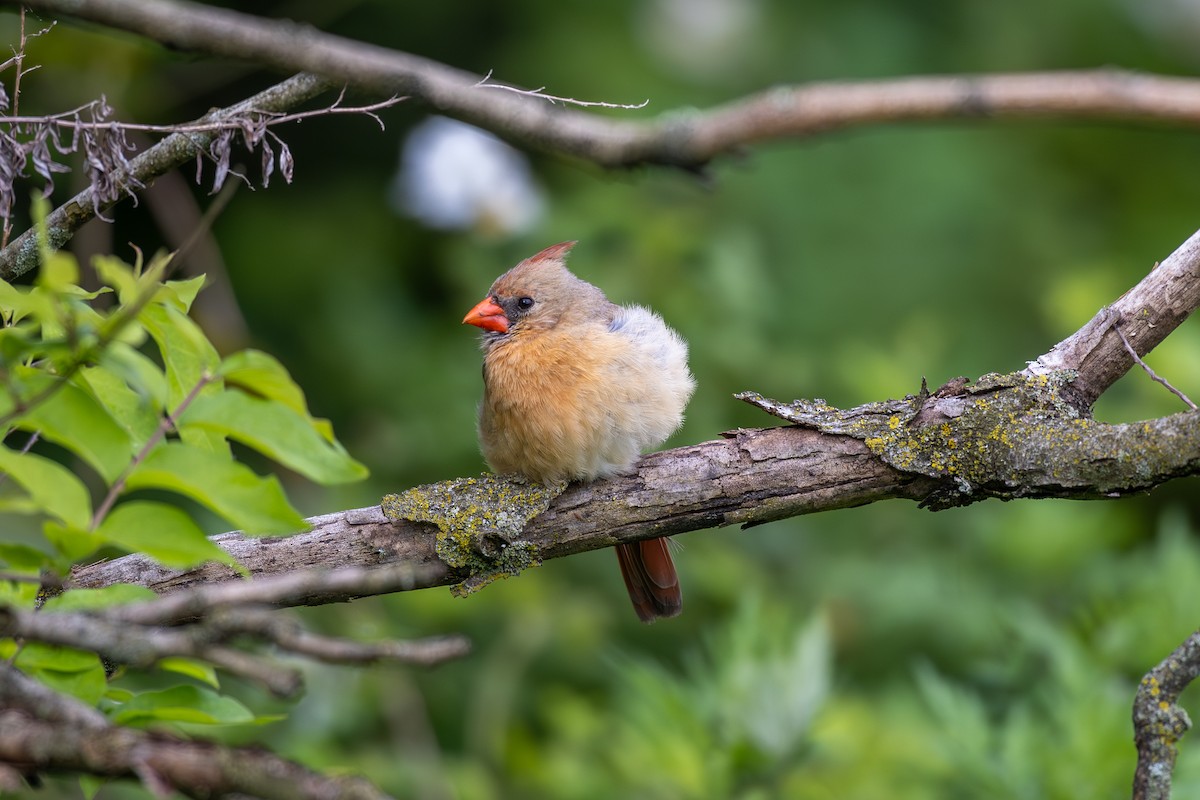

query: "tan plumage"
xmin=463 ymin=242 xmax=695 ymax=621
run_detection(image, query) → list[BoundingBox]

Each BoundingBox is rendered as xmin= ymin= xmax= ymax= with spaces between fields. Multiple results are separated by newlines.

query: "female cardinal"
xmin=462 ymin=242 xmax=696 ymax=622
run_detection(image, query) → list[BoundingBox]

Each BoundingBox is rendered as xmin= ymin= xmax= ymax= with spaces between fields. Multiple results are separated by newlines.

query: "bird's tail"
xmin=615 ymin=538 xmax=682 ymax=623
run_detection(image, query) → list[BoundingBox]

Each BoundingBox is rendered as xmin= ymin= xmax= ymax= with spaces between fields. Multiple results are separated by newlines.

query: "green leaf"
xmin=140 ymin=303 xmax=227 ymax=454
xmin=0 ymin=325 xmax=38 ymax=365
xmin=126 ymin=442 xmax=307 ymax=535
xmin=0 ymin=446 xmax=92 ymax=529
xmin=0 ymin=278 xmax=26 ymax=318
xmin=160 ymin=274 xmax=205 ymax=313
xmin=6 ymin=285 xmax=57 ymax=333
xmin=0 ymin=542 xmax=50 ymax=572
xmin=181 ymin=391 xmax=368 ymax=484
xmin=98 ymin=342 xmax=168 ymax=408
xmin=43 ymin=521 xmax=104 ymax=563
xmin=79 ymin=774 xmax=105 ymax=800
xmin=140 ymin=303 xmax=219 ymax=388
xmin=12 ymin=370 xmax=133 ymax=484
xmin=110 ymin=685 xmax=256 ymax=726
xmin=16 ymin=641 xmax=103 ymax=673
xmin=41 ymin=584 xmax=158 ymax=612
xmin=218 ymin=349 xmax=310 ymax=417
xmin=91 ymin=255 xmax=138 ymax=305
xmin=30 ymin=663 xmax=107 ymax=705
xmin=97 ymin=501 xmax=239 ymax=569
xmin=37 ymin=249 xmax=80 ymax=294
xmin=158 ymin=657 xmax=220 ymax=689
xmin=78 ymin=358 xmax=163 ymax=450
xmin=0 ymin=580 xmax=38 ymax=607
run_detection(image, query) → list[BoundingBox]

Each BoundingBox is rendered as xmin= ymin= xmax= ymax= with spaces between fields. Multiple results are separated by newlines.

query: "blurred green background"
xmin=5 ymin=0 xmax=1200 ymax=797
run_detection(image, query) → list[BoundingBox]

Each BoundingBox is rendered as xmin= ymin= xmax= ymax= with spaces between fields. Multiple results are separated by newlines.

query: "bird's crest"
xmin=524 ymin=241 xmax=576 ymax=265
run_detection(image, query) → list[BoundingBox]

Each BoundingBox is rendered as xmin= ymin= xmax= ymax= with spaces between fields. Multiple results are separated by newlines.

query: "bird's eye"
xmin=517 ymin=297 xmax=535 ymax=310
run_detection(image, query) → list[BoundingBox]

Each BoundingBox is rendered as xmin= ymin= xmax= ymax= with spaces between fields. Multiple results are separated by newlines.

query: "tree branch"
xmin=65 ymin=426 xmax=933 ymax=602
xmin=1132 ymin=629 xmax=1200 ymax=800
xmin=0 ymin=665 xmax=390 ymax=800
xmin=0 ymin=601 xmax=470 ymax=698
xmin=0 ymin=71 xmax=333 ymax=281
xmin=1026 ymin=228 xmax=1200 ymax=408
xmin=17 ymin=0 xmax=1200 ymax=173
xmin=63 ymin=399 xmax=1200 ymax=610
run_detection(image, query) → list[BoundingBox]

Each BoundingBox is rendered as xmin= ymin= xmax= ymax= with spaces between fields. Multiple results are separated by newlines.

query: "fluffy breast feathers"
xmin=474 ymin=249 xmax=695 ymax=483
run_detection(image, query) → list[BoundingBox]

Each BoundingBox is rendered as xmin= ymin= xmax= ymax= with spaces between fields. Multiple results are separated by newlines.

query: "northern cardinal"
xmin=462 ymin=242 xmax=696 ymax=622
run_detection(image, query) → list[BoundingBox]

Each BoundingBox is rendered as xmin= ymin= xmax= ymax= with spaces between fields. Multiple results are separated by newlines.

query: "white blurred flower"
xmin=391 ymin=116 xmax=544 ymax=235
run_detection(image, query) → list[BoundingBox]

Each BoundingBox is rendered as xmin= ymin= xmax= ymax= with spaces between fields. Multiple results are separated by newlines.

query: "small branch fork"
xmin=1114 ymin=318 xmax=1197 ymax=410
xmin=0 ymin=663 xmax=392 ymax=800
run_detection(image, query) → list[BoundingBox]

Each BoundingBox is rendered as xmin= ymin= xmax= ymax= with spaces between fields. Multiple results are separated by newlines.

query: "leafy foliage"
xmin=0 ymin=199 xmax=366 ymax=733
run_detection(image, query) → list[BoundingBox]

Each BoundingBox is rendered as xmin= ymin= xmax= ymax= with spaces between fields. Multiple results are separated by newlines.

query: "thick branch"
xmin=65 ymin=426 xmax=929 ymax=601
xmin=0 ymin=71 xmax=332 ymax=281
xmin=18 ymin=0 xmax=1200 ymax=171
xmin=67 ymin=399 xmax=1198 ymax=605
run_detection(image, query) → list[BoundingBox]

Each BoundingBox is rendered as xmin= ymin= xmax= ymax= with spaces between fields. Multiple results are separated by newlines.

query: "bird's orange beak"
xmin=463 ymin=297 xmax=509 ymax=333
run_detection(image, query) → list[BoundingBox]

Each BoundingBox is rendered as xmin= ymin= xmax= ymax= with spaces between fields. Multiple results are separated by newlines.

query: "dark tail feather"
xmin=615 ymin=538 xmax=682 ymax=623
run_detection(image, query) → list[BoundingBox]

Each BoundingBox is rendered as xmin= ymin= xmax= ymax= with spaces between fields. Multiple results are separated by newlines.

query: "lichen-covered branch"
xmin=17 ymin=0 xmax=1200 ymax=172
xmin=739 ymin=372 xmax=1200 ymax=510
xmin=66 ymin=388 xmax=1198 ymax=604
xmin=1132 ymin=629 xmax=1200 ymax=800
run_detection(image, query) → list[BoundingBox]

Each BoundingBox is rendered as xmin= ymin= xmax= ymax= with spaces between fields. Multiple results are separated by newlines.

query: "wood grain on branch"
xmin=16 ymin=0 xmax=1200 ymax=173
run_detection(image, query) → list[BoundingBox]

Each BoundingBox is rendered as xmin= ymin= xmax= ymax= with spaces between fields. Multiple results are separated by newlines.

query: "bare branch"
xmin=0 ymin=597 xmax=469 ymax=698
xmin=1026 ymin=231 xmax=1200 ymax=408
xmin=1114 ymin=318 xmax=1197 ymax=410
xmin=18 ymin=0 xmax=1200 ymax=174
xmin=475 ymin=69 xmax=649 ymax=109
xmin=0 ymin=95 xmax=403 ymax=135
xmin=64 ymin=399 xmax=1200 ymax=603
xmin=208 ymin=608 xmax=471 ymax=666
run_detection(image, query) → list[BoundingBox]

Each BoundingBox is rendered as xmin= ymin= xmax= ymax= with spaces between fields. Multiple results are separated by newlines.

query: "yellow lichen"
xmin=381 ymin=474 xmax=563 ymax=596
